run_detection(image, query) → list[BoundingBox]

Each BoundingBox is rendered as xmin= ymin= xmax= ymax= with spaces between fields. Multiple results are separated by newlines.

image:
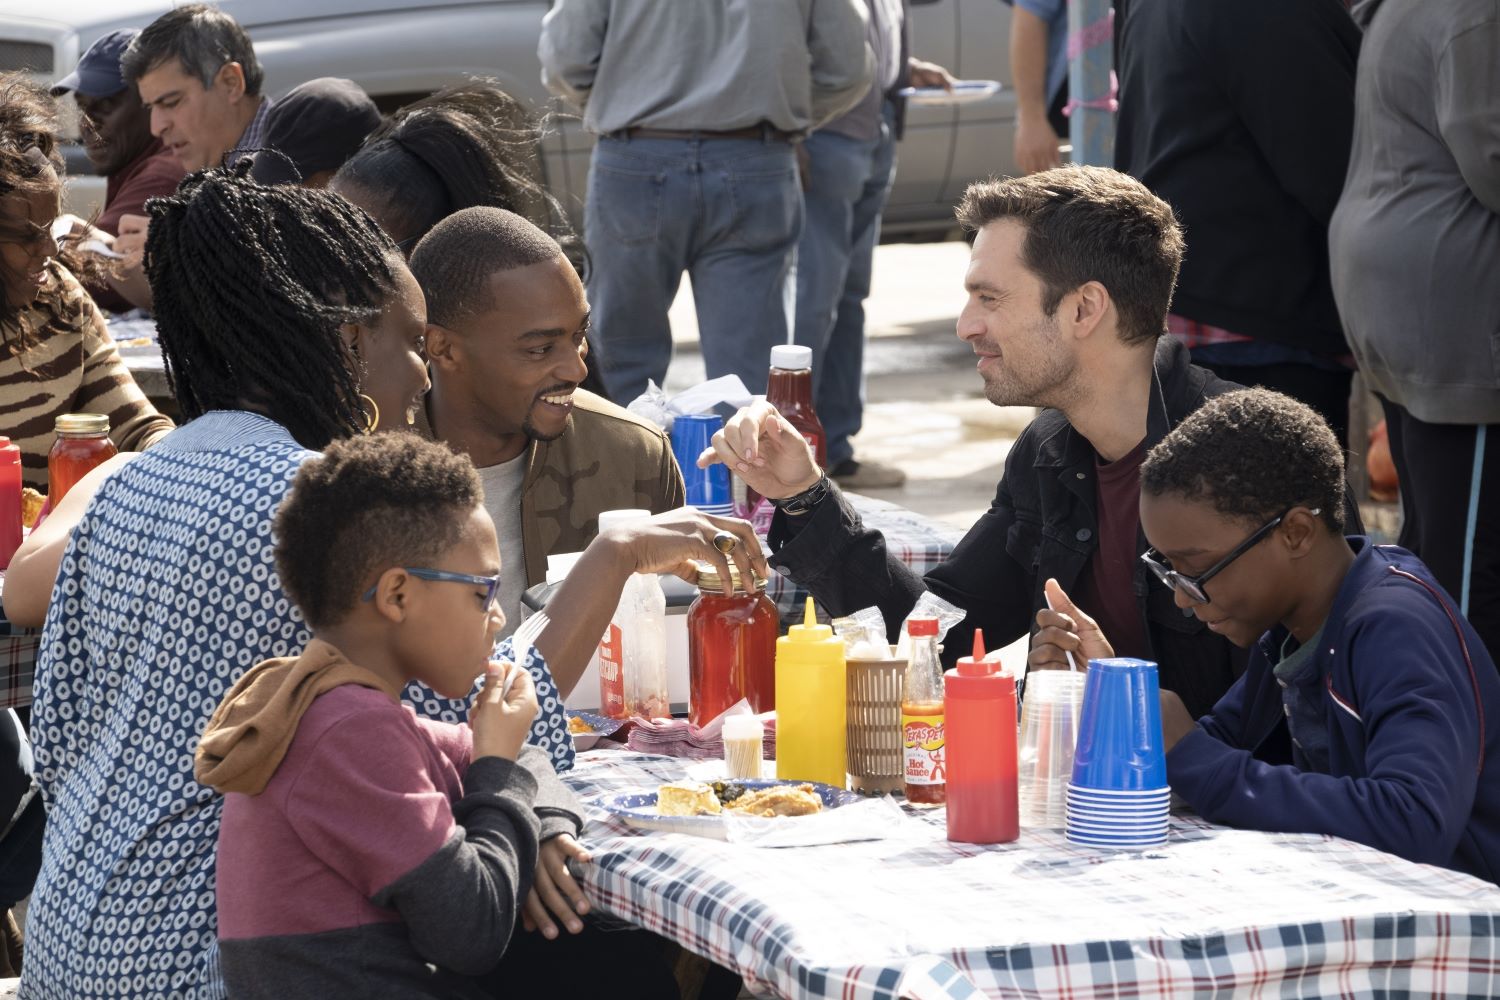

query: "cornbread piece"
xmin=656 ymin=781 xmax=722 ymax=816
xmin=723 ymin=783 xmax=823 ymax=818
xmin=567 ymin=716 xmax=596 ymax=734
xmin=21 ymin=488 xmax=43 ymax=529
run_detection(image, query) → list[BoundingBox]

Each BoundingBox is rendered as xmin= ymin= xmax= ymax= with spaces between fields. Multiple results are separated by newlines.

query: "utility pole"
xmin=1067 ymin=0 xmax=1115 ymax=166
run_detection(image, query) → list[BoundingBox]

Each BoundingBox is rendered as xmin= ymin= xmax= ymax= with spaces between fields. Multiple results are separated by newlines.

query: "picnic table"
xmin=563 ymin=750 xmax=1500 ymax=1000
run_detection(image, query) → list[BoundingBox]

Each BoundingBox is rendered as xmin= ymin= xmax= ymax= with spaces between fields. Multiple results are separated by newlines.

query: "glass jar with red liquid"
xmin=48 ymin=413 xmax=116 ymax=507
xmin=745 ymin=345 xmax=827 ymax=518
xmin=687 ymin=562 xmax=778 ymax=727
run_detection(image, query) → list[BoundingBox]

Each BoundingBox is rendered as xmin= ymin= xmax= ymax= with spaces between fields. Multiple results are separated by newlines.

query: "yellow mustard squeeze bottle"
xmin=775 ymin=598 xmax=847 ymax=787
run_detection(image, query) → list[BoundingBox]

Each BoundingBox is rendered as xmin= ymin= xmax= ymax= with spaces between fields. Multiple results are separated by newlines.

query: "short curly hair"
xmin=1141 ymin=388 xmax=1346 ymax=533
xmin=274 ymin=433 xmax=483 ymax=629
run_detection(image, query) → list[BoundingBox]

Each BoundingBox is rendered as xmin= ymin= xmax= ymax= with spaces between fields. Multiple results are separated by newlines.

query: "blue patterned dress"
xmin=23 ymin=412 xmax=572 ymax=1000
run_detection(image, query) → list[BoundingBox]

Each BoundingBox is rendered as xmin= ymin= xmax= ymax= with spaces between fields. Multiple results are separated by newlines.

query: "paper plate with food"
xmin=596 ymin=779 xmax=863 ymax=839
xmin=567 ymin=710 xmax=625 ymax=751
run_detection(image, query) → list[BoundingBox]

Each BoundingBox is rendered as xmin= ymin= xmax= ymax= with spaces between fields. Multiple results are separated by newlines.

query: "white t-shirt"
xmin=477 ymin=452 xmax=528 ymax=639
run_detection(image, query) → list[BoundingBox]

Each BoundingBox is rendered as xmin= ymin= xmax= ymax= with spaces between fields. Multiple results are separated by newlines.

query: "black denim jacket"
xmin=769 ymin=338 xmax=1362 ymax=719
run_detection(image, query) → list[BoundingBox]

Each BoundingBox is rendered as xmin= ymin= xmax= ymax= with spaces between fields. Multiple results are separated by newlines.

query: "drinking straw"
xmin=1044 ymin=590 xmax=1080 ymax=672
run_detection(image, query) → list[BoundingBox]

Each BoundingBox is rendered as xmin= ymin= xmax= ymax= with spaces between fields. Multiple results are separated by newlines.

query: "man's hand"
xmin=1028 ymin=578 xmax=1115 ymax=671
xmin=908 ymin=58 xmax=955 ymax=91
xmin=599 ymin=507 xmax=767 ymax=595
xmin=1015 ymin=114 xmax=1063 ymax=175
xmin=698 ymin=400 xmax=821 ymax=502
xmin=1159 ymin=689 xmax=1196 ymax=752
xmin=523 ymin=834 xmax=592 ymax=939
xmin=469 ymin=661 xmax=538 ymax=762
xmin=114 ymin=213 xmax=150 ymax=270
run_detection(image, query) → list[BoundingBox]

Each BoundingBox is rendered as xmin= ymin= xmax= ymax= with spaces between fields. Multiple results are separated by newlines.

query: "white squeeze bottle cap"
xmin=770 ymin=344 xmax=813 ymax=371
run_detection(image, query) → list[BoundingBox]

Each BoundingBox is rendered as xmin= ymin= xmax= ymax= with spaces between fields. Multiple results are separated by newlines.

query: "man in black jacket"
xmin=704 ymin=166 xmax=1322 ymax=719
xmin=1114 ymin=0 xmax=1360 ymax=448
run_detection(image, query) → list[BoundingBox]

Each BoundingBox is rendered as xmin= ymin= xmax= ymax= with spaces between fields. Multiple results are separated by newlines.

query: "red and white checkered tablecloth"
xmin=564 ymin=751 xmax=1500 ymax=1000
xmin=765 ymin=491 xmax=964 ymax=624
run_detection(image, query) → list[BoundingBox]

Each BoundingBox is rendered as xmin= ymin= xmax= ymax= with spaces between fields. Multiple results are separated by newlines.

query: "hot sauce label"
xmin=902 ymin=711 xmax=946 ymax=784
xmin=598 ymin=624 xmax=625 ymax=718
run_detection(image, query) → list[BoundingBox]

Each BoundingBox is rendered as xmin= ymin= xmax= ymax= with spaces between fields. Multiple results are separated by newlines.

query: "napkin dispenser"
xmin=521 ymin=559 xmax=696 ymax=714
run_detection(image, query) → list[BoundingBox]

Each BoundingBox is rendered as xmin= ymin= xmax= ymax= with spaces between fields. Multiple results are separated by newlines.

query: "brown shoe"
xmin=829 ymin=457 xmax=906 ymax=490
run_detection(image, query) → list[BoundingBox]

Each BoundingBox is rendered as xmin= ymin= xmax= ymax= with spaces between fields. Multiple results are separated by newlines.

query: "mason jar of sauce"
xmin=687 ymin=562 xmax=778 ymax=727
xmin=48 ymin=413 xmax=116 ymax=506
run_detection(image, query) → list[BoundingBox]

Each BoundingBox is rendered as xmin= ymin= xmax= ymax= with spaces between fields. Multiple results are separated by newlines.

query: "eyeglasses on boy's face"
xmin=361 ymin=567 xmax=503 ymax=609
xmin=1140 ymin=506 xmax=1320 ymax=605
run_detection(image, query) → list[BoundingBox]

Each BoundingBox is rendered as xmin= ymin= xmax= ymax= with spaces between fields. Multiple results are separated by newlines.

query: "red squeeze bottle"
xmin=944 ymin=630 xmax=1019 ymax=844
xmin=0 ymin=437 xmax=20 ymax=570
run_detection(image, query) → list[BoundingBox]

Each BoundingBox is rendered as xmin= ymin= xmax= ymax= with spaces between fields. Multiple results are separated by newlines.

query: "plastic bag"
xmin=832 ymin=606 xmax=891 ymax=660
xmin=895 ymin=592 xmax=966 ymax=661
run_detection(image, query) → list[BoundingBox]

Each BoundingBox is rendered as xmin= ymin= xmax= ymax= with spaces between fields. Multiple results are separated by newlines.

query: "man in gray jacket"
xmin=1329 ymin=0 xmax=1500 ymax=658
xmin=539 ymin=0 xmax=872 ymax=404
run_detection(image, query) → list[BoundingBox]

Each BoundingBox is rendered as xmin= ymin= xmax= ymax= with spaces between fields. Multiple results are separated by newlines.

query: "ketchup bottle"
xmin=766 ymin=345 xmax=826 ymax=469
xmin=944 ymin=631 xmax=1019 ymax=844
xmin=0 ymin=437 xmax=21 ymax=570
xmin=746 ymin=345 xmax=827 ymax=518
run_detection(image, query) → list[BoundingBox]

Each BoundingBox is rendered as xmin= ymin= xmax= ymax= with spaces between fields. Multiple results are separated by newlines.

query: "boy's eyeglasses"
xmin=361 ymin=567 xmax=503 ymax=609
xmin=1140 ymin=506 xmax=1319 ymax=605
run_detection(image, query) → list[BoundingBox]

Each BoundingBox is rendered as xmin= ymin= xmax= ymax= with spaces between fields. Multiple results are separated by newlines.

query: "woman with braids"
xmin=8 ymin=168 xmax=432 ymax=999
xmin=0 ymin=73 xmax=171 ymax=489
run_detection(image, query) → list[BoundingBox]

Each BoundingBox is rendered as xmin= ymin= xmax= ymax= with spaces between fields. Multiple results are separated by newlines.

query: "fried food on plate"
xmin=656 ymin=780 xmax=722 ymax=816
xmin=723 ymin=783 xmax=823 ymax=818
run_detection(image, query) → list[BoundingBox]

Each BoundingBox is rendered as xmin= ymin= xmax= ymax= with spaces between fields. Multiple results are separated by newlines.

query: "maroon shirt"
xmin=1075 ymin=437 xmax=1150 ymax=660
xmin=89 ymin=139 xmax=186 ymax=313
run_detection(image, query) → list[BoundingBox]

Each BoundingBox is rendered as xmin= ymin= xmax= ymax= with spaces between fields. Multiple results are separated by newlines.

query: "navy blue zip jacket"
xmin=1168 ymin=539 xmax=1500 ymax=882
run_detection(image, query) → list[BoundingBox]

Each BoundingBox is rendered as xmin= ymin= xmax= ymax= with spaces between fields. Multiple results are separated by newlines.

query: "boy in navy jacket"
xmin=1035 ymin=388 xmax=1500 ymax=881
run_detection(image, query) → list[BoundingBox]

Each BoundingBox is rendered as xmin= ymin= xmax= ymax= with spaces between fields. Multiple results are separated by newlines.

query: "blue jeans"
xmin=792 ymin=108 xmax=897 ymax=466
xmin=585 ymin=135 xmax=802 ymax=403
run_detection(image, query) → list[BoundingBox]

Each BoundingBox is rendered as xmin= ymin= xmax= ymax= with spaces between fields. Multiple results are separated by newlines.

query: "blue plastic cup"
xmin=671 ymin=413 xmax=732 ymax=510
xmin=1069 ymin=658 xmax=1168 ymax=792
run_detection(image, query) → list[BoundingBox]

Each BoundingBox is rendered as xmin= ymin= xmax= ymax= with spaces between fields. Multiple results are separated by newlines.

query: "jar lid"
xmin=694 ymin=560 xmax=766 ymax=594
xmin=55 ymin=413 xmax=109 ymax=434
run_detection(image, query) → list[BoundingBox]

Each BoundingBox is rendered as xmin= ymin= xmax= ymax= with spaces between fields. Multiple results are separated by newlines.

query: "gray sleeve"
xmin=518 ymin=744 xmax=584 ymax=842
xmin=807 ymin=0 xmax=876 ymax=127
xmin=538 ymin=0 xmax=610 ymax=106
xmin=1436 ymin=16 xmax=1500 ymax=213
xmin=371 ymin=756 xmax=541 ymax=976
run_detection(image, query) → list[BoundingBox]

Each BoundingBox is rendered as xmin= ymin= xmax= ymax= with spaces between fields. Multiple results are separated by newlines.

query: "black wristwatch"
xmin=770 ymin=474 xmax=832 ymax=517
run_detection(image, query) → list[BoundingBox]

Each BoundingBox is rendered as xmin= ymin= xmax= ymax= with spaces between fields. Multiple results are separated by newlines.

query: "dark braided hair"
xmin=144 ymin=167 xmax=399 ymax=449
xmin=1141 ymin=388 xmax=1347 ymax=533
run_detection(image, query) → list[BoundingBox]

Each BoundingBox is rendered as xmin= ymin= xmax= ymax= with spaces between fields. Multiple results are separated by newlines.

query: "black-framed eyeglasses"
xmin=361 ymin=567 xmax=503 ymax=609
xmin=1140 ymin=506 xmax=1319 ymax=605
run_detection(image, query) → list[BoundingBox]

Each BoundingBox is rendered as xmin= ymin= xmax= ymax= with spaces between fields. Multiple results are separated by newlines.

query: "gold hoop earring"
xmin=359 ymin=393 xmax=380 ymax=433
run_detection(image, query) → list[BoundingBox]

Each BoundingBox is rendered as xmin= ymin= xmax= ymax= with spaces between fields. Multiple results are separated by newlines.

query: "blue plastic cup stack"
xmin=671 ymin=413 xmax=735 ymax=517
xmin=1065 ymin=658 xmax=1170 ymax=848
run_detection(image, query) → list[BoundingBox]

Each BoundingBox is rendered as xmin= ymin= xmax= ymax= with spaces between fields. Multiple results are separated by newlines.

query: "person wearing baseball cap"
xmin=247 ymin=77 xmax=380 ymax=188
xmin=52 ymin=28 xmax=184 ymax=311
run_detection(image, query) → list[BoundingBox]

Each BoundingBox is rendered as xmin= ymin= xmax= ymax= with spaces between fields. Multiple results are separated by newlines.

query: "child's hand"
xmin=1159 ymin=689 xmax=1196 ymax=752
xmin=1029 ymin=578 xmax=1116 ymax=671
xmin=523 ymin=834 xmax=592 ymax=939
xmin=469 ymin=661 xmax=538 ymax=761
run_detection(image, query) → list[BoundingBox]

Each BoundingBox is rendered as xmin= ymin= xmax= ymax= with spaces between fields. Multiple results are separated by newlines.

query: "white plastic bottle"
xmin=595 ymin=509 xmax=669 ymax=719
